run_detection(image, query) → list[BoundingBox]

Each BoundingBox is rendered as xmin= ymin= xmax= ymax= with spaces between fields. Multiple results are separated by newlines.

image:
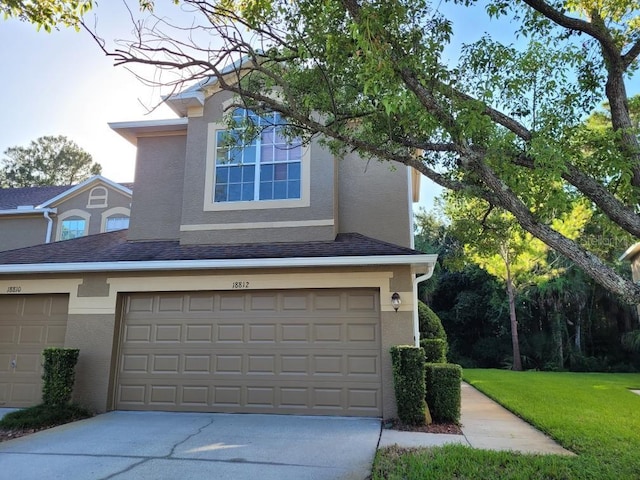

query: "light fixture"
xmin=391 ymin=292 xmax=401 ymax=312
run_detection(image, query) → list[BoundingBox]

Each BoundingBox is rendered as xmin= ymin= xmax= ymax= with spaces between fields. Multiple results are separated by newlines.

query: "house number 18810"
xmin=6 ymin=286 xmax=22 ymax=293
xmin=232 ymin=281 xmax=250 ymax=289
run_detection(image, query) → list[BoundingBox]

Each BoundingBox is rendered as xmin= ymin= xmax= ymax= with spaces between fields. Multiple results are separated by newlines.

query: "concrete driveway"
xmin=0 ymin=411 xmax=381 ymax=480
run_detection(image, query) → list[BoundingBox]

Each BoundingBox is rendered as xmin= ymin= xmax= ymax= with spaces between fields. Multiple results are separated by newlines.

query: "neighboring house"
xmin=620 ymin=243 xmax=640 ymax=317
xmin=0 ymin=81 xmax=437 ymax=419
xmin=0 ymin=176 xmax=133 ymax=252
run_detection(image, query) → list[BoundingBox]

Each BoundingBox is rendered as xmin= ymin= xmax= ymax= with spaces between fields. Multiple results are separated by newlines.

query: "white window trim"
xmin=100 ymin=207 xmax=131 ymax=232
xmin=56 ymin=209 xmax=90 ymax=241
xmin=203 ymin=120 xmax=311 ymax=211
xmin=86 ymin=186 xmax=109 ymax=209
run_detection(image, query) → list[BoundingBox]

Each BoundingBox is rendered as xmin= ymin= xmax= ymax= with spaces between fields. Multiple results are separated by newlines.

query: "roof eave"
xmin=0 ymin=207 xmax=57 ymax=216
xmin=38 ymin=176 xmax=132 ymax=208
xmin=0 ymin=254 xmax=438 ymax=275
xmin=109 ymin=118 xmax=189 ymax=145
xmin=163 ymin=91 xmax=206 ymax=118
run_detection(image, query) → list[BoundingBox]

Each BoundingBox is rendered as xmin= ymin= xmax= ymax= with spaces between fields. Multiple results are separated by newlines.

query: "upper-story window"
xmin=56 ymin=209 xmax=91 ymax=241
xmin=105 ymin=216 xmax=130 ymax=232
xmin=215 ymin=110 xmax=302 ymax=202
xmin=61 ymin=219 xmax=86 ymax=240
xmin=204 ymin=109 xmax=310 ymax=211
xmin=87 ymin=186 xmax=108 ymax=208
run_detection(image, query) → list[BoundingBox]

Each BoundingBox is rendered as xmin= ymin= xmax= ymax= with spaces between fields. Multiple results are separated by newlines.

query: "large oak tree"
xmin=93 ymin=0 xmax=640 ymax=302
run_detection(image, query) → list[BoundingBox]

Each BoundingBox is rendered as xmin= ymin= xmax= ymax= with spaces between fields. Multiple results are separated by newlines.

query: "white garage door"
xmin=116 ymin=289 xmax=382 ymax=416
xmin=0 ymin=294 xmax=69 ymax=407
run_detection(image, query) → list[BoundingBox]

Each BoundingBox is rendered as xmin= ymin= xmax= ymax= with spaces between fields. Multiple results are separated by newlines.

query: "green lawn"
xmin=373 ymin=369 xmax=640 ymax=479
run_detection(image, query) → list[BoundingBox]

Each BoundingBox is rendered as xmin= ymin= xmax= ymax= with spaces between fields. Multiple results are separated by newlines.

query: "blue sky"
xmin=0 ymin=2 xmax=637 ymax=212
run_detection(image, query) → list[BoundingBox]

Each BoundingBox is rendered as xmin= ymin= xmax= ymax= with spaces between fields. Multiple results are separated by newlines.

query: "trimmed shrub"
xmin=421 ymin=338 xmax=448 ymax=363
xmin=390 ymin=345 xmax=428 ymax=425
xmin=425 ymin=363 xmax=462 ymax=423
xmin=419 ymin=301 xmax=447 ymax=340
xmin=42 ymin=347 xmax=80 ymax=406
xmin=0 ymin=403 xmax=92 ymax=430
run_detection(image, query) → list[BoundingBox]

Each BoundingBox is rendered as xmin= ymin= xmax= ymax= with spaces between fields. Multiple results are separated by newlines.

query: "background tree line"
xmin=416 ymin=203 xmax=640 ymax=372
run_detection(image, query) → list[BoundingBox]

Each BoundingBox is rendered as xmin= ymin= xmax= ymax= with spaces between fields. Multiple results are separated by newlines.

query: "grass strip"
xmin=373 ymin=369 xmax=640 ymax=479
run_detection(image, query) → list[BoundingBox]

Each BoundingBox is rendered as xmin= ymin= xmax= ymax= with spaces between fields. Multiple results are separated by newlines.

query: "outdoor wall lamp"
xmin=391 ymin=292 xmax=401 ymax=312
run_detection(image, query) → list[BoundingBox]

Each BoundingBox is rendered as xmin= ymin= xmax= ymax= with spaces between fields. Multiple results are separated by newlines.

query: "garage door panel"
xmin=248 ymin=324 xmax=276 ymax=342
xmin=158 ymin=295 xmax=184 ymax=313
xmin=14 ymin=354 xmax=41 ymax=373
xmin=117 ymin=380 xmax=383 ymax=415
xmin=281 ymin=324 xmax=309 ymax=342
xmin=215 ymin=355 xmax=242 ymax=374
xmin=0 ymin=326 xmax=17 ymax=343
xmin=347 ymin=293 xmax=377 ymax=311
xmin=117 ymin=290 xmax=381 ymax=416
xmin=18 ymin=325 xmax=44 ymax=344
xmin=21 ymin=297 xmax=50 ymax=316
xmin=0 ymin=294 xmax=69 ymax=407
xmin=9 ymin=383 xmax=41 ymax=403
xmin=184 ymin=355 xmax=211 ymax=373
xmin=118 ymin=384 xmax=146 ymax=404
xmin=219 ymin=295 xmax=245 ymax=311
xmin=0 ymin=354 xmax=12 ymax=373
xmin=282 ymin=294 xmax=308 ymax=310
xmin=0 ymin=296 xmax=21 ymax=315
xmin=185 ymin=324 xmax=213 ymax=342
xmin=155 ymin=325 xmax=182 ymax=343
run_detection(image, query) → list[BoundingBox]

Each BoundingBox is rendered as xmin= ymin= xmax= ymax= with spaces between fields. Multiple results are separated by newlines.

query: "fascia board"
xmin=0 ymin=254 xmax=438 ymax=275
xmin=0 ymin=208 xmax=57 ymax=216
xmin=38 ymin=176 xmax=132 ymax=208
xmin=109 ymin=118 xmax=189 ymax=145
xmin=163 ymin=90 xmax=206 ymax=117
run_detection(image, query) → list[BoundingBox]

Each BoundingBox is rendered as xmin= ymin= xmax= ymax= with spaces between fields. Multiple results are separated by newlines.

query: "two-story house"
xmin=0 ymin=80 xmax=437 ymax=419
xmin=0 ymin=176 xmax=132 ymax=252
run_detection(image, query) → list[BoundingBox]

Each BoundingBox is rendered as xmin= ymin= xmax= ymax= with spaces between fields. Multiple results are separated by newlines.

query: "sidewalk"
xmin=379 ymin=382 xmax=574 ymax=455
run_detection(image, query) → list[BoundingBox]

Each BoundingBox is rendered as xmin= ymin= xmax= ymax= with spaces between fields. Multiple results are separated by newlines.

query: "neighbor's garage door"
xmin=0 ymin=294 xmax=69 ymax=407
xmin=116 ymin=289 xmax=381 ymax=416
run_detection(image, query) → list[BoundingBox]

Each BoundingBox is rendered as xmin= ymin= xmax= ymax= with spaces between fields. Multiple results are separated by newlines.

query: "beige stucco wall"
xmin=178 ymin=92 xmax=336 ymax=245
xmin=0 ymin=216 xmax=47 ymax=252
xmin=127 ymin=134 xmax=187 ymax=241
xmin=66 ymin=313 xmax=116 ymax=411
xmin=51 ymin=185 xmax=132 ymax=240
xmin=0 ymin=265 xmax=417 ymax=418
xmin=338 ymin=153 xmax=412 ymax=248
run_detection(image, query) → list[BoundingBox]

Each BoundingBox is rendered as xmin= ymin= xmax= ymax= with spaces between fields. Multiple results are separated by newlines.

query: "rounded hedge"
xmin=419 ymin=301 xmax=447 ymax=340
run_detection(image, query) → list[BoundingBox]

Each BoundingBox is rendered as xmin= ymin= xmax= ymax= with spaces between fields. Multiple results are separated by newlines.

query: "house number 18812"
xmin=232 ymin=281 xmax=250 ymax=289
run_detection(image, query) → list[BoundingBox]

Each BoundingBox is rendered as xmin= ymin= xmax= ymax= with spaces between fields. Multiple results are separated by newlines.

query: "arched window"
xmin=105 ymin=216 xmax=129 ymax=232
xmin=56 ymin=209 xmax=91 ymax=241
xmin=101 ymin=207 xmax=131 ymax=233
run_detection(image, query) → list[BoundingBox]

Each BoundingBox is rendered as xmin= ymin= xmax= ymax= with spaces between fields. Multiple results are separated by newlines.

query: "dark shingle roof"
xmin=0 ymin=182 xmax=135 ymax=210
xmin=0 ymin=230 xmax=423 ymax=265
xmin=0 ymin=185 xmax=72 ymax=209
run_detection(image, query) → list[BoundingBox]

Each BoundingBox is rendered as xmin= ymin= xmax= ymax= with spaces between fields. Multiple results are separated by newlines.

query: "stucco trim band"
xmin=180 ymin=219 xmax=335 ymax=231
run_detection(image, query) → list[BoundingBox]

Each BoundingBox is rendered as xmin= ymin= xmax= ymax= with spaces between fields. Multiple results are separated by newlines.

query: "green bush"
xmin=419 ymin=301 xmax=447 ymax=340
xmin=42 ymin=347 xmax=80 ymax=406
xmin=425 ymin=363 xmax=462 ymax=423
xmin=390 ymin=345 xmax=427 ymax=425
xmin=421 ymin=338 xmax=448 ymax=363
xmin=0 ymin=403 xmax=92 ymax=430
